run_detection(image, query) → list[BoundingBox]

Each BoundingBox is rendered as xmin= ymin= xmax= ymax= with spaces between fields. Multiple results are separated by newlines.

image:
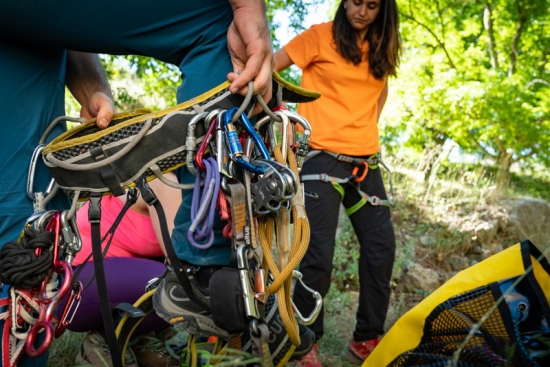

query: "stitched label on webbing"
xmin=228 ymin=179 xmax=257 ymax=251
xmin=229 ymin=183 xmax=247 ymax=250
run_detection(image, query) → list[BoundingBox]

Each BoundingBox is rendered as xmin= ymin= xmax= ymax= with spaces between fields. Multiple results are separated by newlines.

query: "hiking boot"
xmin=342 ymin=337 xmax=381 ymax=364
xmin=294 ymin=344 xmax=321 ymax=367
xmin=131 ymin=332 xmax=180 ymax=367
xmin=75 ymin=331 xmax=138 ymax=367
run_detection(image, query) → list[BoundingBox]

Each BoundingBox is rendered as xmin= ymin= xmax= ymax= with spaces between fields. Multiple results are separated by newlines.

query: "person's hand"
xmin=80 ymin=91 xmax=115 ymax=129
xmin=226 ymin=0 xmax=273 ymax=113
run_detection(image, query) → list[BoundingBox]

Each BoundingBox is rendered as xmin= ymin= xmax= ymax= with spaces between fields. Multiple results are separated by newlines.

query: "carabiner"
xmin=186 ymin=112 xmax=209 ymax=175
xmin=281 ymin=110 xmax=312 ymax=171
xmin=236 ymin=245 xmax=262 ymax=319
xmin=291 ymin=270 xmax=322 ymax=326
xmin=55 ymin=281 xmax=82 ymax=338
xmin=215 ymin=110 xmax=233 ymax=178
xmin=228 ymin=108 xmax=270 ymax=161
xmin=60 ymin=210 xmax=82 ymax=266
xmin=224 ymin=109 xmax=264 ymax=175
xmin=254 ymin=111 xmax=291 ymax=162
xmin=25 ymin=261 xmax=72 ymax=357
xmin=44 ymin=211 xmax=63 ymax=271
xmin=27 ymin=144 xmax=59 ymax=213
xmin=352 ymin=161 xmax=369 ymax=183
xmin=195 ymin=114 xmax=217 ymax=171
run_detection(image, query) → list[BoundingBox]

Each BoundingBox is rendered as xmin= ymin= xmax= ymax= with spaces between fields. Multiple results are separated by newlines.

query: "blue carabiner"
xmin=228 ymin=108 xmax=271 ymax=161
xmin=224 ymin=108 xmax=264 ymax=174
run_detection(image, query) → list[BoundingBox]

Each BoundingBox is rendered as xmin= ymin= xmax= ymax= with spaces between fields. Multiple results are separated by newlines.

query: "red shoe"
xmin=342 ymin=337 xmax=381 ymax=364
xmin=295 ymin=343 xmax=322 ymax=367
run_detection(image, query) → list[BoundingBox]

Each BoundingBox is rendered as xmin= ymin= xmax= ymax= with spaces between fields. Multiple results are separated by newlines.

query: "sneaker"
xmin=75 ymin=331 xmax=138 ymax=367
xmin=342 ymin=337 xmax=381 ymax=364
xmin=152 ymin=270 xmax=230 ymax=338
xmin=131 ymin=332 xmax=180 ymax=367
xmin=294 ymin=344 xmax=321 ymax=367
xmin=153 ymin=270 xmax=315 ymax=364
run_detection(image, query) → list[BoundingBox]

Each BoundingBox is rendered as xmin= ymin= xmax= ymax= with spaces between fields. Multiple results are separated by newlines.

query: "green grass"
xmin=46 ymin=148 xmax=550 ymax=366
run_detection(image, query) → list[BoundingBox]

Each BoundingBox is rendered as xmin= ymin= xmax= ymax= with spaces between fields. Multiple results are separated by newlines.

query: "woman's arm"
xmin=274 ymin=48 xmax=294 ymax=73
xmin=377 ymin=80 xmax=389 ymax=122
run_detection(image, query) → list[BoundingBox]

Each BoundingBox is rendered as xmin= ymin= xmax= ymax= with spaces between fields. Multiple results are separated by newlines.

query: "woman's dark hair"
xmin=332 ymin=0 xmax=401 ymax=79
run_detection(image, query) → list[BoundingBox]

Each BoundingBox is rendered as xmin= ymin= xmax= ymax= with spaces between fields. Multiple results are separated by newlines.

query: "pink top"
xmin=73 ymin=195 xmax=163 ymax=266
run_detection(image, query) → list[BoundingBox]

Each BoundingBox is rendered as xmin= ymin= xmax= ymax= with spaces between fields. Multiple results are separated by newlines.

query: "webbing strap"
xmin=228 ymin=182 xmax=248 ymax=251
xmin=331 ymin=181 xmax=345 ymax=201
xmin=135 ymin=177 xmax=211 ymax=313
xmin=304 ymin=150 xmax=380 ymax=168
xmin=88 ymin=193 xmax=124 ymax=367
xmin=90 ymin=146 xmax=125 ymax=197
xmin=250 ymin=324 xmax=274 ymax=367
xmin=228 ymin=170 xmax=257 ymax=252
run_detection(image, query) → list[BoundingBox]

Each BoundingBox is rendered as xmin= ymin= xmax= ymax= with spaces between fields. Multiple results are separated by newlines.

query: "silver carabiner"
xmin=186 ymin=112 xmax=209 ymax=175
xmin=274 ymin=111 xmax=290 ymax=163
xmin=27 ymin=144 xmax=46 ymax=201
xmin=215 ymin=110 xmax=233 ymax=179
xmin=292 ymin=270 xmax=322 ymax=325
xmin=237 ymin=245 xmax=261 ymax=320
xmin=281 ymin=110 xmax=312 ymax=171
xmin=60 ymin=210 xmax=82 ymax=266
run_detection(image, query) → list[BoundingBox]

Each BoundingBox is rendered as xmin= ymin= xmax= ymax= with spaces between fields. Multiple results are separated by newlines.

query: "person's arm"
xmin=377 ymin=80 xmax=389 ymax=122
xmin=226 ymin=0 xmax=273 ymax=108
xmin=66 ymin=51 xmax=115 ymax=129
xmin=274 ymin=48 xmax=294 ymax=73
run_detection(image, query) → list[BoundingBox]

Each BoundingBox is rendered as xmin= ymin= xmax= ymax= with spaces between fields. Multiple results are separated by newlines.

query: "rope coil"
xmin=0 ymin=229 xmax=54 ymax=290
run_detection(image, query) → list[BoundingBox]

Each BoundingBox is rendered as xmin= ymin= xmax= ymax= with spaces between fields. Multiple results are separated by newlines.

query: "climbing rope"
xmin=0 ymin=229 xmax=54 ymax=290
xmin=258 ymin=145 xmax=310 ymax=347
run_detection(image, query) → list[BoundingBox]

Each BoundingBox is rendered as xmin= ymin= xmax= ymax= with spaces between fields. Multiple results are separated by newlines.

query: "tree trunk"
xmin=495 ymin=149 xmax=513 ymax=195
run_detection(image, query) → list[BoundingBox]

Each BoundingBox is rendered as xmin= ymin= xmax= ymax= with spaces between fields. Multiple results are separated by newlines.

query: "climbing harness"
xmin=301 ymin=150 xmax=395 ymax=216
xmin=1 ymin=72 xmax=323 ymax=367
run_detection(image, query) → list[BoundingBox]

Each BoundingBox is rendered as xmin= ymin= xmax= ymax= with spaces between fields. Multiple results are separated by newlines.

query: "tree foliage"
xmin=383 ymin=0 xmax=550 ymax=192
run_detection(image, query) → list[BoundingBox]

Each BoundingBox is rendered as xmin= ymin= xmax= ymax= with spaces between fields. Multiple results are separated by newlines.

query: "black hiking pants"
xmin=293 ymin=152 xmax=396 ymax=342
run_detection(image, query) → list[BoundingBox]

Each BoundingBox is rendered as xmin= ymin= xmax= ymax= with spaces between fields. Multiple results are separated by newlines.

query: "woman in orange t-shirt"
xmin=275 ymin=0 xmax=401 ymax=365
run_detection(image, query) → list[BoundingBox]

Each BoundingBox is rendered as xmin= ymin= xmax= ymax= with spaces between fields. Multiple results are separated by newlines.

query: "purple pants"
xmin=59 ymin=257 xmax=168 ymax=336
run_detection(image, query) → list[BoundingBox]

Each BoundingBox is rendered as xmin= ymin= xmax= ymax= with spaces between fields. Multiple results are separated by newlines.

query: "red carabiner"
xmin=25 ymin=261 xmax=72 ymax=357
xmin=195 ymin=117 xmax=217 ymax=171
xmin=55 ymin=281 xmax=82 ymax=338
xmin=271 ymin=105 xmax=288 ymax=112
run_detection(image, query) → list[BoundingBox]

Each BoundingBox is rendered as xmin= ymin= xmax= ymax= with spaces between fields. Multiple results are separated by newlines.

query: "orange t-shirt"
xmin=284 ymin=21 xmax=386 ymax=156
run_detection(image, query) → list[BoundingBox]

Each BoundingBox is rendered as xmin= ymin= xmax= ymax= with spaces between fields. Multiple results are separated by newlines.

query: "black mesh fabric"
xmin=388 ymin=286 xmax=528 ymax=367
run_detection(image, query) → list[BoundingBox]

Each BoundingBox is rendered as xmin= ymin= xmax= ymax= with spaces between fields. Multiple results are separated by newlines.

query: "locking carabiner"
xmin=224 ymin=109 xmax=264 ymax=175
xmin=60 ymin=210 xmax=82 ymax=266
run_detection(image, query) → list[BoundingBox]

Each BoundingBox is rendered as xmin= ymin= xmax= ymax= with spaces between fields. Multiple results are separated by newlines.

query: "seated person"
xmin=66 ymin=173 xmax=182 ymax=367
